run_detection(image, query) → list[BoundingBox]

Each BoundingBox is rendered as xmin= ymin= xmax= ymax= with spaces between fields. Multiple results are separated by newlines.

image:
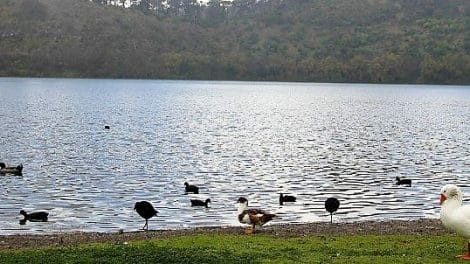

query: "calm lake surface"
xmin=0 ymin=78 xmax=469 ymax=234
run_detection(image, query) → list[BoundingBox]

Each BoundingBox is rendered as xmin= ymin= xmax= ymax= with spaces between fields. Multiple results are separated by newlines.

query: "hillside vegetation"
xmin=0 ymin=0 xmax=468 ymax=84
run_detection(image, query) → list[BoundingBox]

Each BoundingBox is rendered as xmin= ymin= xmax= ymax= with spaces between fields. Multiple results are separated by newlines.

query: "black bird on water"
xmin=0 ymin=162 xmax=23 ymax=176
xmin=134 ymin=201 xmax=158 ymax=230
xmin=325 ymin=198 xmax=340 ymax=224
xmin=184 ymin=182 xmax=199 ymax=194
xmin=279 ymin=193 xmax=296 ymax=205
xmin=19 ymin=210 xmax=48 ymax=224
xmin=190 ymin=198 xmax=211 ymax=208
xmin=395 ymin=176 xmax=412 ymax=186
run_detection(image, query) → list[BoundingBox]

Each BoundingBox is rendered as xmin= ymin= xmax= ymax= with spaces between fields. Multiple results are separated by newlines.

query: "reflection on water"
xmin=0 ymin=78 xmax=469 ymax=234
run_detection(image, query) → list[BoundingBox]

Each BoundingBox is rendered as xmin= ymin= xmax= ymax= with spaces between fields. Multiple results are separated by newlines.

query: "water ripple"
xmin=0 ymin=79 xmax=469 ymax=234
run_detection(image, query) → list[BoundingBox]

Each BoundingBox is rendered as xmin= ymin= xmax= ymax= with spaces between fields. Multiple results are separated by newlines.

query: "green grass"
xmin=0 ymin=234 xmax=466 ymax=263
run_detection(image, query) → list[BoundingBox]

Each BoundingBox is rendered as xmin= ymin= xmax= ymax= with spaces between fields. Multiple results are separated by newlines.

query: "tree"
xmin=132 ymin=0 xmax=152 ymax=14
xmin=182 ymin=0 xmax=201 ymax=21
xmin=205 ymin=0 xmax=226 ymax=22
xmin=15 ymin=0 xmax=48 ymax=21
xmin=167 ymin=0 xmax=183 ymax=16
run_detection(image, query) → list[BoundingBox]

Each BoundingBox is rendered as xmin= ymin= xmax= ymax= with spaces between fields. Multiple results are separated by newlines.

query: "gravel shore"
xmin=0 ymin=218 xmax=450 ymax=250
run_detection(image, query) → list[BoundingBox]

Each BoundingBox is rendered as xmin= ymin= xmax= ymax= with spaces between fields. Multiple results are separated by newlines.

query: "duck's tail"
xmin=261 ymin=213 xmax=276 ymax=223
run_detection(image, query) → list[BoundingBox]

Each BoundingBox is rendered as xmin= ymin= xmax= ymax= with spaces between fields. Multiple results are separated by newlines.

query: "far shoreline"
xmin=1 ymin=76 xmax=468 ymax=86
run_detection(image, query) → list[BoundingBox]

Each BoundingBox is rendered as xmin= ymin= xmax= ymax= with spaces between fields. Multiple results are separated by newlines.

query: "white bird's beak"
xmin=440 ymin=193 xmax=447 ymax=205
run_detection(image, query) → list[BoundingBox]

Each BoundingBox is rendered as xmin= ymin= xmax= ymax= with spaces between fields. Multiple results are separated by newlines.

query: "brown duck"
xmin=237 ymin=197 xmax=275 ymax=234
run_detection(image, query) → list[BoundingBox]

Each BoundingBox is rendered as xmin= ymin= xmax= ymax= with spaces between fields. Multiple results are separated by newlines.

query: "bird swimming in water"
xmin=19 ymin=210 xmax=48 ymax=223
xmin=279 ymin=193 xmax=296 ymax=205
xmin=325 ymin=197 xmax=340 ymax=223
xmin=134 ymin=201 xmax=158 ymax=230
xmin=237 ymin=197 xmax=276 ymax=234
xmin=0 ymin=162 xmax=23 ymax=176
xmin=190 ymin=198 xmax=211 ymax=208
xmin=184 ymin=182 xmax=199 ymax=194
xmin=396 ymin=176 xmax=412 ymax=186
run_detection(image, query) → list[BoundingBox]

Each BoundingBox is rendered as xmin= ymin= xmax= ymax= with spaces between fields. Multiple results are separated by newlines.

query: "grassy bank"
xmin=0 ymin=233 xmax=465 ymax=263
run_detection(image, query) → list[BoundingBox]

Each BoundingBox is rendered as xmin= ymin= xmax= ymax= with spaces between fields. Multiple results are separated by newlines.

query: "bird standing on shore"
xmin=325 ymin=197 xmax=340 ymax=223
xmin=439 ymin=184 xmax=470 ymax=260
xmin=237 ymin=197 xmax=276 ymax=234
xmin=134 ymin=201 xmax=158 ymax=230
xmin=184 ymin=182 xmax=199 ymax=194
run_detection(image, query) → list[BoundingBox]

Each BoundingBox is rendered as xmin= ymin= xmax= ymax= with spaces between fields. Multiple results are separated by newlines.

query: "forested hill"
xmin=0 ymin=0 xmax=468 ymax=84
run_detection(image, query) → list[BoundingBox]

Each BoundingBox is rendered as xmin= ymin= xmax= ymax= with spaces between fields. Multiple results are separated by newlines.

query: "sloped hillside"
xmin=0 ymin=0 xmax=468 ymax=84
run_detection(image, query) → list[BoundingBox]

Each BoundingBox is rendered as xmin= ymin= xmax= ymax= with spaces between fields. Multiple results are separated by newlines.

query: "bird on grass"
xmin=395 ymin=176 xmax=412 ymax=186
xmin=134 ymin=201 xmax=158 ymax=231
xmin=325 ymin=197 xmax=340 ymax=224
xmin=439 ymin=184 xmax=470 ymax=260
xmin=190 ymin=198 xmax=211 ymax=208
xmin=184 ymin=182 xmax=199 ymax=194
xmin=237 ymin=197 xmax=275 ymax=234
xmin=279 ymin=193 xmax=296 ymax=205
xmin=19 ymin=210 xmax=48 ymax=224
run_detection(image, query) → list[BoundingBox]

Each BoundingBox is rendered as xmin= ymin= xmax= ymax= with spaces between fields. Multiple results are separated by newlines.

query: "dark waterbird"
xmin=396 ymin=176 xmax=412 ymax=186
xmin=0 ymin=162 xmax=23 ymax=176
xmin=190 ymin=198 xmax=211 ymax=208
xmin=134 ymin=201 xmax=158 ymax=230
xmin=19 ymin=210 xmax=48 ymax=223
xmin=104 ymin=125 xmax=110 ymax=129
xmin=325 ymin=197 xmax=340 ymax=223
xmin=279 ymin=193 xmax=296 ymax=205
xmin=184 ymin=182 xmax=199 ymax=194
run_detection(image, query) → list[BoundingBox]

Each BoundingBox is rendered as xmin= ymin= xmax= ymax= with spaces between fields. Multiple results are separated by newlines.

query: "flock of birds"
xmin=1 ymin=161 xmax=341 ymax=230
xmin=2 ymin=161 xmax=470 ymax=259
xmin=133 ymin=183 xmax=470 ymax=259
xmin=134 ymin=181 xmax=341 ymax=234
xmin=1 ymin=164 xmax=340 ymax=231
xmin=0 ymin=163 xmax=424 ymax=231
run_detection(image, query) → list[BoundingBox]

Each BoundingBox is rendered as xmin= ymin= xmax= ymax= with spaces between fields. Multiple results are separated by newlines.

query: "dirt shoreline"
xmin=0 ymin=218 xmax=450 ymax=250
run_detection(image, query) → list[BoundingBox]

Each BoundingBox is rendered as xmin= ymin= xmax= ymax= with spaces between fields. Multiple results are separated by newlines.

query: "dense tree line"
xmin=0 ymin=0 xmax=468 ymax=84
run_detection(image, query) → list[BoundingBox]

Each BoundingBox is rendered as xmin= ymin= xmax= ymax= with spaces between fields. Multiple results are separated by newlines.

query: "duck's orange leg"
xmin=456 ymin=242 xmax=470 ymax=260
xmin=244 ymin=225 xmax=256 ymax=235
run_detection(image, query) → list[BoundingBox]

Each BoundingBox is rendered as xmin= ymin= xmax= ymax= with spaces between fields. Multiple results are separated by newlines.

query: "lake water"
xmin=0 ymin=78 xmax=469 ymax=235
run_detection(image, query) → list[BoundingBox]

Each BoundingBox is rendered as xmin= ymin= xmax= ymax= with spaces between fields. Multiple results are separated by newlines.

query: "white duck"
xmin=440 ymin=184 xmax=470 ymax=260
xmin=237 ymin=197 xmax=276 ymax=234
